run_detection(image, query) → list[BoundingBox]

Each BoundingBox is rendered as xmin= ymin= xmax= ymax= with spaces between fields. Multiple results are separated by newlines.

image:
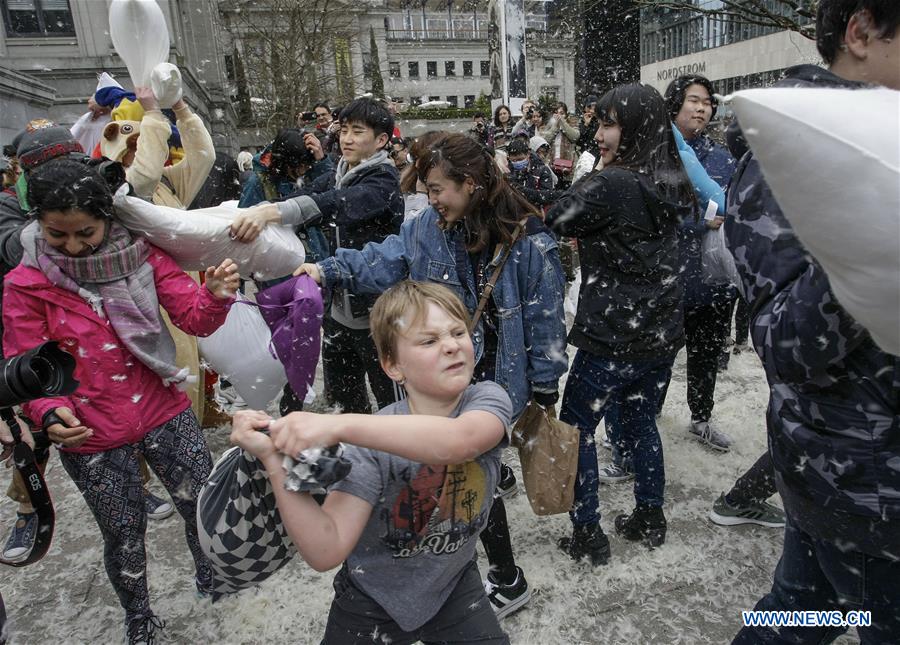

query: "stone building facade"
xmin=0 ymin=0 xmax=237 ymax=151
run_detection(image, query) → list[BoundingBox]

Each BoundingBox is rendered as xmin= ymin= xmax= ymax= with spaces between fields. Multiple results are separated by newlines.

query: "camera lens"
xmin=0 ymin=342 xmax=78 ymax=409
xmin=30 ymin=356 xmax=61 ymax=393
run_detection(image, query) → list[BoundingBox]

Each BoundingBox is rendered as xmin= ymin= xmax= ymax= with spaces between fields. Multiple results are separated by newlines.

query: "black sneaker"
xmin=495 ymin=463 xmax=517 ymax=499
xmin=484 ymin=566 xmax=531 ymax=620
xmin=195 ymin=564 xmax=215 ymax=599
xmin=614 ymin=505 xmax=667 ymax=548
xmin=709 ymin=493 xmax=785 ymax=528
xmin=557 ymin=523 xmax=610 ymax=566
xmin=124 ymin=613 xmax=165 ymax=645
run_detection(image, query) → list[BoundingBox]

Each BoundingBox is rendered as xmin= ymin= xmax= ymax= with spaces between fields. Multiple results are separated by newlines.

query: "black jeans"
xmin=659 ymin=298 xmax=732 ymax=422
xmin=322 ymin=316 xmax=401 ymax=414
xmin=323 ymin=561 xmax=509 ymax=644
xmin=733 ymin=517 xmax=900 ymax=644
xmin=726 ymin=451 xmax=777 ymax=506
xmin=733 ymin=297 xmax=750 ymax=345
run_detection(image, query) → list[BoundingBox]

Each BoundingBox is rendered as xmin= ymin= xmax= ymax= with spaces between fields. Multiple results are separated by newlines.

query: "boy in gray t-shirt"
xmin=231 ymin=281 xmax=511 ymax=643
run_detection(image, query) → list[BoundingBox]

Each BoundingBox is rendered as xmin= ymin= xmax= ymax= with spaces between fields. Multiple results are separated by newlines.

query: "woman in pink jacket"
xmin=2 ymin=159 xmax=239 ymax=644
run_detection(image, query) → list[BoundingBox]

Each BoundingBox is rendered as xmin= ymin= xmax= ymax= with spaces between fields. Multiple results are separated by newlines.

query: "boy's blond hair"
xmin=370 ymin=281 xmax=472 ymax=363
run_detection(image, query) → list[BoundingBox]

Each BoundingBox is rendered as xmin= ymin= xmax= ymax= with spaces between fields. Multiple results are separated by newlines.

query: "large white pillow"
xmin=730 ymin=87 xmax=900 ymax=356
xmin=108 ymin=0 xmax=169 ymax=87
xmin=113 ymin=185 xmax=305 ymax=281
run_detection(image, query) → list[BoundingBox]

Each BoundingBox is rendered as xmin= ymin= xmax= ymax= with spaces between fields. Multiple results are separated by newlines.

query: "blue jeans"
xmin=733 ymin=517 xmax=900 ymax=644
xmin=560 ymin=350 xmax=672 ymax=527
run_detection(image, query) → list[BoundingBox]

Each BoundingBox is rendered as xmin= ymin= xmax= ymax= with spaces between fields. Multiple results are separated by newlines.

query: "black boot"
xmin=614 ymin=505 xmax=667 ymax=548
xmin=557 ymin=523 xmax=611 ymax=566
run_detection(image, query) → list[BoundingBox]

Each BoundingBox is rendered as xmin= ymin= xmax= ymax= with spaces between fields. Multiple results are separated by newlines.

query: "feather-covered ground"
xmin=0 ymin=345 xmax=860 ymax=644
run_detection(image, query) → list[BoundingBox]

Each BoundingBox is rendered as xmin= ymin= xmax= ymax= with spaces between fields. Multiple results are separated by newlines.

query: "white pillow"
xmin=197 ymin=296 xmax=287 ymax=411
xmin=572 ymin=151 xmax=597 ymax=184
xmin=730 ymin=87 xmax=900 ymax=356
xmin=108 ymin=0 xmax=170 ymax=87
xmin=149 ymin=63 xmax=183 ymax=109
xmin=113 ymin=185 xmax=305 ymax=281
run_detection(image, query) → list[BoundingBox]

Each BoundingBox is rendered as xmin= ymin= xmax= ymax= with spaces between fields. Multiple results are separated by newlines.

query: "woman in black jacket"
xmin=546 ymin=83 xmax=695 ymax=563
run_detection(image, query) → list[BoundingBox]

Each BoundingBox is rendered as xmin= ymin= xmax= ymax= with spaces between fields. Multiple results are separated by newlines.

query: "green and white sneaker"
xmin=709 ymin=493 xmax=785 ymax=528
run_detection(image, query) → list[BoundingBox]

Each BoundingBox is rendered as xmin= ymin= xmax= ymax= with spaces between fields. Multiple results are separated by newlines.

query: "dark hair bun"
xmin=26 ymin=158 xmax=114 ymax=220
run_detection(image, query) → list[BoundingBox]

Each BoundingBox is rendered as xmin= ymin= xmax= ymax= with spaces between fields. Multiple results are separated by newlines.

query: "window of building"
xmin=541 ymin=87 xmax=558 ymax=102
xmin=389 ymin=61 xmax=401 ymax=78
xmin=428 ymin=95 xmax=440 ymax=102
xmin=411 ymin=96 xmax=422 ymax=106
xmin=3 ymin=0 xmax=75 ymax=37
xmin=403 ymin=14 xmax=423 ymax=38
xmin=452 ymin=18 xmax=474 ymax=38
xmin=427 ymin=61 xmax=437 ymax=77
xmin=464 ymin=94 xmax=476 ymax=108
xmin=408 ymin=61 xmax=419 ymax=78
xmin=543 ymin=58 xmax=555 ymax=77
xmin=463 ymin=60 xmax=473 ymax=77
xmin=446 ymin=96 xmax=458 ymax=107
xmin=445 ymin=61 xmax=455 ymax=76
xmin=224 ymin=55 xmax=235 ymax=83
xmin=480 ymin=60 xmax=489 ymax=76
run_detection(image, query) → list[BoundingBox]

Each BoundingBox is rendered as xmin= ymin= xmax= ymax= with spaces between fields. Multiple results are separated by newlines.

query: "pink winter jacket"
xmin=2 ymin=245 xmax=232 ymax=454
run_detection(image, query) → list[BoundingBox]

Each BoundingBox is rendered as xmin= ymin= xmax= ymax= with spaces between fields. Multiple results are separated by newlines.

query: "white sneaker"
xmin=597 ymin=462 xmax=634 ymax=483
xmin=213 ymin=382 xmax=247 ymax=413
xmin=689 ymin=420 xmax=732 ymax=452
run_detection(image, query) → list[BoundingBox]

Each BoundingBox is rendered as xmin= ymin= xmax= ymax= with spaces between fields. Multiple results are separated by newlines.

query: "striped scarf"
xmin=21 ymin=221 xmax=189 ymax=386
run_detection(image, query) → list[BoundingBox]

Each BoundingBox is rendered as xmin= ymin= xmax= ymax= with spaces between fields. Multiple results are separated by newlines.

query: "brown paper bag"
xmin=511 ymin=401 xmax=579 ymax=515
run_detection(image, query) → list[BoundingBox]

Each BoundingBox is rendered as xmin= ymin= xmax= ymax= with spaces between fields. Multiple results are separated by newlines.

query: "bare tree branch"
xmin=221 ymin=0 xmax=365 ymax=133
xmin=633 ymin=0 xmax=817 ymax=40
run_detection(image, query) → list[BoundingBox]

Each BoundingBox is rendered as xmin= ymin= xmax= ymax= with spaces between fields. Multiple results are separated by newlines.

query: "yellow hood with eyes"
xmin=100 ymin=120 xmax=141 ymax=163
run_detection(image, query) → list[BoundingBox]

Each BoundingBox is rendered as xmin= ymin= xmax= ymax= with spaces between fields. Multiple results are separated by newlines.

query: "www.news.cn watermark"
xmin=742 ymin=611 xmax=872 ymax=629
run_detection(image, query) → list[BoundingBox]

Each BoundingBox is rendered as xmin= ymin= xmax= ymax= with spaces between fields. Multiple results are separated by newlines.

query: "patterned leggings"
xmin=58 ymin=409 xmax=213 ymax=619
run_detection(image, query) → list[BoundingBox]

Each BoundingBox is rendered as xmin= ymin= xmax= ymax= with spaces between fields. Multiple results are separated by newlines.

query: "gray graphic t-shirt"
xmin=329 ymin=381 xmax=512 ymax=631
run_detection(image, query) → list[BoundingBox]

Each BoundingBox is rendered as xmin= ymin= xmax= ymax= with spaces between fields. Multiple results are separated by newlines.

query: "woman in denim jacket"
xmin=296 ymin=132 xmax=566 ymax=621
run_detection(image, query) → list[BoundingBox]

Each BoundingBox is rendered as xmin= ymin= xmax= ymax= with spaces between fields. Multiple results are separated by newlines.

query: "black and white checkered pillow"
xmin=197 ymin=447 xmax=295 ymax=597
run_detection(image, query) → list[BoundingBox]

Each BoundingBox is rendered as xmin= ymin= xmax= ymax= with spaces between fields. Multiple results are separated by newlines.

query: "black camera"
xmin=0 ymin=341 xmax=78 ymax=409
xmin=526 ymin=108 xmax=535 ymax=118
xmin=77 ymin=155 xmax=127 ymax=192
xmin=300 ymin=111 xmax=316 ymax=122
xmin=0 ymin=342 xmax=78 ymax=570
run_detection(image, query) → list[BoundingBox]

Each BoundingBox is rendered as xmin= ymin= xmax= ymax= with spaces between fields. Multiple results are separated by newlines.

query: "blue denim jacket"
xmin=318 ymin=207 xmax=568 ymax=419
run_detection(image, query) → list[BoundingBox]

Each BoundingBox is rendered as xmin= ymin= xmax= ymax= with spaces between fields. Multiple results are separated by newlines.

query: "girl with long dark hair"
xmin=546 ymin=83 xmax=695 ymax=563
xmin=295 ymin=132 xmax=567 ymax=620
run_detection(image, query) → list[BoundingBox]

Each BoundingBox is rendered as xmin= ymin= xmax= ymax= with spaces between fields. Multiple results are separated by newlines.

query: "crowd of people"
xmin=0 ymin=0 xmax=897 ymax=643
